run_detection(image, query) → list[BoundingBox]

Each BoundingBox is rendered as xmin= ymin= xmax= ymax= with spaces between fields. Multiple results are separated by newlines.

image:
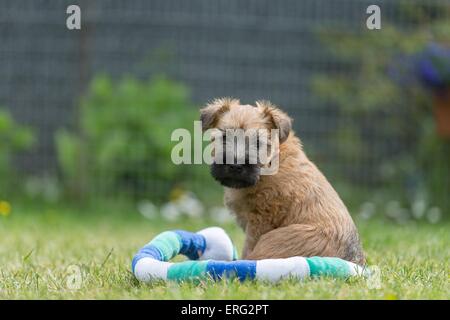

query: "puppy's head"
xmin=200 ymin=98 xmax=292 ymax=189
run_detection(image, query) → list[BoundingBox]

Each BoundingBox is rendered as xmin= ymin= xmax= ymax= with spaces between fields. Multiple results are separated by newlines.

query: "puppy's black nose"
xmin=227 ymin=164 xmax=244 ymax=173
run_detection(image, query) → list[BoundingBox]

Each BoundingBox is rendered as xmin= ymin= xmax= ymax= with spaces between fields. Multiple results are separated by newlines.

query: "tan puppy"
xmin=201 ymin=98 xmax=365 ymax=265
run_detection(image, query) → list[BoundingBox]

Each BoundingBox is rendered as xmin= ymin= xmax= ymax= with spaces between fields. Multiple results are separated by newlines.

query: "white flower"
xmin=395 ymin=209 xmax=411 ymax=224
xmin=25 ymin=177 xmax=40 ymax=198
xmin=358 ymin=202 xmax=376 ymax=220
xmin=137 ymin=200 xmax=158 ymax=220
xmin=386 ymin=201 xmax=402 ymax=218
xmin=24 ymin=175 xmax=60 ymax=203
xmin=210 ymin=206 xmax=233 ymax=223
xmin=160 ymin=203 xmax=181 ymax=221
xmin=426 ymin=207 xmax=442 ymax=224
xmin=176 ymin=193 xmax=204 ymax=218
xmin=411 ymin=199 xmax=427 ymax=219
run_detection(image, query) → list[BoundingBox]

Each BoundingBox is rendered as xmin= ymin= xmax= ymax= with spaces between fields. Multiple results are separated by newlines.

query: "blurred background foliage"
xmin=0 ymin=109 xmax=34 ymax=193
xmin=55 ymin=75 xmax=213 ymax=204
xmin=0 ymin=1 xmax=449 ymax=224
xmin=312 ymin=2 xmax=450 ymax=219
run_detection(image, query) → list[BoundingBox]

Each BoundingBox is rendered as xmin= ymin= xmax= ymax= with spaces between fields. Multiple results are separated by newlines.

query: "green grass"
xmin=0 ymin=204 xmax=448 ymax=299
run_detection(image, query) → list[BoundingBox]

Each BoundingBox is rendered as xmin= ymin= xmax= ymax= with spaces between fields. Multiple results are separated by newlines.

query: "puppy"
xmin=200 ymin=98 xmax=365 ymax=265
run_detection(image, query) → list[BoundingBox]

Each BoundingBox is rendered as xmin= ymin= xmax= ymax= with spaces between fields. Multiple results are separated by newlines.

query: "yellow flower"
xmin=384 ymin=293 xmax=398 ymax=300
xmin=0 ymin=200 xmax=11 ymax=217
xmin=169 ymin=187 xmax=185 ymax=201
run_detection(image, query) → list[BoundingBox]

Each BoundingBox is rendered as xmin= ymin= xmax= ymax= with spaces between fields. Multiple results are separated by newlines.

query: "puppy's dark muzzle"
xmin=226 ymin=164 xmax=244 ymax=174
xmin=210 ymin=163 xmax=260 ymax=189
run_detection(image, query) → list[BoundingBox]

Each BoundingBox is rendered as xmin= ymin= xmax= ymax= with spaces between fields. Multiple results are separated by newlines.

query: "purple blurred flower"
xmin=388 ymin=43 xmax=450 ymax=93
xmin=416 ymin=43 xmax=450 ymax=91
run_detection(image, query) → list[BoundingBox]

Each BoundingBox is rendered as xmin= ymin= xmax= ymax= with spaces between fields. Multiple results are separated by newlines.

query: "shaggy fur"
xmin=200 ymin=98 xmax=366 ymax=265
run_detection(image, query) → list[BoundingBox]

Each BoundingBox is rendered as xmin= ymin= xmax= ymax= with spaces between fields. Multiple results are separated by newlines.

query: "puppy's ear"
xmin=256 ymin=100 xmax=292 ymax=143
xmin=200 ymin=97 xmax=239 ymax=131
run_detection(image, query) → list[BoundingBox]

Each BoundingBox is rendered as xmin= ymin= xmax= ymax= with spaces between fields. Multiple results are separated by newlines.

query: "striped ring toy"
xmin=132 ymin=227 xmax=369 ymax=283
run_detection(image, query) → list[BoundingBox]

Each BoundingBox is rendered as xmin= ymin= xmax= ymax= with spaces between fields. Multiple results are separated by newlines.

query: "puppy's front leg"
xmin=241 ymin=238 xmax=252 ymax=259
xmin=241 ymin=225 xmax=259 ymax=259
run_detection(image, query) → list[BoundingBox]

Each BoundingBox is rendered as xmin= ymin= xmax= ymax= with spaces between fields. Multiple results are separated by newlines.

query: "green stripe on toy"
xmin=306 ymin=257 xmax=352 ymax=277
xmin=167 ymin=260 xmax=209 ymax=281
xmin=149 ymin=231 xmax=182 ymax=261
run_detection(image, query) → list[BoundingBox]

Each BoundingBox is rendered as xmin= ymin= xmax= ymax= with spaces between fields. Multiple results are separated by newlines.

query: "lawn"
xmin=0 ymin=204 xmax=448 ymax=299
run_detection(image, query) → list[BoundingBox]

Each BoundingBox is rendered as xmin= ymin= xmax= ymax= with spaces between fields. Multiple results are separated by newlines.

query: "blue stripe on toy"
xmin=206 ymin=260 xmax=257 ymax=281
xmin=173 ymin=230 xmax=206 ymax=260
xmin=131 ymin=244 xmax=163 ymax=272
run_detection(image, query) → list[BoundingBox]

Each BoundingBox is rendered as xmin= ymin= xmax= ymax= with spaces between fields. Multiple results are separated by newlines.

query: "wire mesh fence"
xmin=0 ymin=0 xmax=449 ymax=214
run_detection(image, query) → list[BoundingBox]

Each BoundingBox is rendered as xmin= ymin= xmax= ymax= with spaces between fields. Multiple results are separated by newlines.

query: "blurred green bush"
xmin=56 ymin=75 xmax=211 ymax=202
xmin=312 ymin=3 xmax=450 ymax=217
xmin=0 ymin=109 xmax=35 ymax=193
